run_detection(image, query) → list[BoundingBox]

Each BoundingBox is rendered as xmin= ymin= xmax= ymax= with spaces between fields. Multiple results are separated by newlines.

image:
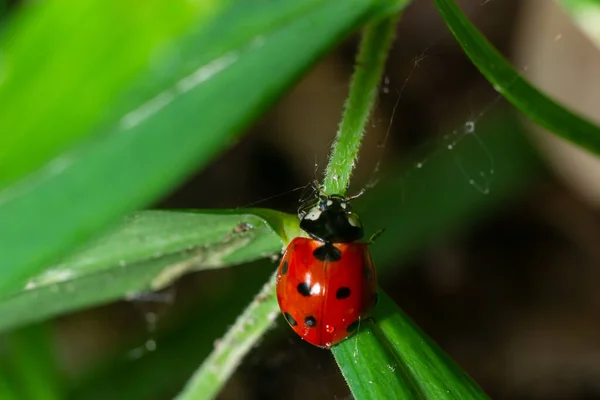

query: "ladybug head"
xmin=298 ymin=193 xmax=364 ymax=243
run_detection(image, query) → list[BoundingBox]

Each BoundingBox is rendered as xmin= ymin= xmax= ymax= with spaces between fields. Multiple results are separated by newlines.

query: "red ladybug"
xmin=276 ymin=193 xmax=378 ymax=348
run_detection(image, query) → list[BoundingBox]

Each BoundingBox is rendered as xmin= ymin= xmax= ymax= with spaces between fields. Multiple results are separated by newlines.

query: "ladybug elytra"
xmin=276 ymin=191 xmax=378 ymax=348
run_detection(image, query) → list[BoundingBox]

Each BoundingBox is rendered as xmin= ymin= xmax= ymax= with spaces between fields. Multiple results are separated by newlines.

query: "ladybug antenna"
xmin=298 ymin=180 xmax=319 ymax=204
xmin=346 ymin=188 xmax=366 ymax=201
xmin=308 ymin=179 xmax=328 ymax=199
xmin=240 ymin=184 xmax=311 ymax=208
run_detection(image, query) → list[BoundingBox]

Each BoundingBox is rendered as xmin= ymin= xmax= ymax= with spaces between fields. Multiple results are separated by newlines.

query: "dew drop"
xmin=326 ymin=324 xmax=335 ymax=334
xmin=145 ymin=339 xmax=156 ymax=352
xmin=447 ymin=144 xmax=453 ymax=150
xmin=145 ymin=312 xmax=158 ymax=325
xmin=464 ymin=121 xmax=475 ymax=133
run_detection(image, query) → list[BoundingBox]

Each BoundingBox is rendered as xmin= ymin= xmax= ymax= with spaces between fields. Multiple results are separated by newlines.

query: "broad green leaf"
xmin=0 ymin=0 xmax=387 ymax=295
xmin=0 ymin=0 xmax=219 ymax=187
xmin=433 ymin=0 xmax=600 ymax=157
xmin=557 ymin=0 xmax=600 ymax=47
xmin=333 ymin=291 xmax=489 ymax=399
xmin=0 ymin=210 xmax=296 ymax=333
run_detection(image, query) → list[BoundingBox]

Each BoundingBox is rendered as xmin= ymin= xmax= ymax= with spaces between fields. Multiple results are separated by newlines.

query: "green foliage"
xmin=1 ymin=0 xmax=599 ymax=399
xmin=333 ymin=293 xmax=487 ymax=398
xmin=323 ymin=12 xmax=401 ymax=194
xmin=0 ymin=210 xmax=294 ymax=332
xmin=0 ymin=0 xmax=379 ymax=294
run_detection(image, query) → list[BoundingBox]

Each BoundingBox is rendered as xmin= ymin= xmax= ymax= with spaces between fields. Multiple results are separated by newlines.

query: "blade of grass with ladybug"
xmin=177 ymin=12 xmax=489 ymax=400
xmin=6 ymin=0 xmax=588 ymax=397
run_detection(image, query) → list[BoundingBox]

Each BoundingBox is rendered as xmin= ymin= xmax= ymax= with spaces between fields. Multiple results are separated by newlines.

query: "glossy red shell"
xmin=276 ymin=237 xmax=377 ymax=348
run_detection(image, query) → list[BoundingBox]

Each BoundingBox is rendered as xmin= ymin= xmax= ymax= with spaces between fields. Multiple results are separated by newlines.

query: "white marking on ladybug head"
xmin=348 ymin=214 xmax=361 ymax=227
xmin=340 ymin=202 xmax=347 ymax=210
xmin=304 ymin=209 xmax=321 ymax=221
xmin=326 ymin=200 xmax=333 ymax=207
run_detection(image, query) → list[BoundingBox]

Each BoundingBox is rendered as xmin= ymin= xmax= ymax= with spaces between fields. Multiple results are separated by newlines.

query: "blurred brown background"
xmin=41 ymin=0 xmax=600 ymax=399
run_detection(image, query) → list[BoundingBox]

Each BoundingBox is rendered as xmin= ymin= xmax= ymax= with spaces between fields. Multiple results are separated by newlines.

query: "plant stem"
xmin=175 ymin=272 xmax=279 ymax=400
xmin=323 ymin=14 xmax=399 ymax=195
xmin=176 ymin=12 xmax=401 ymax=400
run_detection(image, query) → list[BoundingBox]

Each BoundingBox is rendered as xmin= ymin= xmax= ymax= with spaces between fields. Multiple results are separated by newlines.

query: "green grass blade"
xmin=433 ymin=0 xmax=600 ymax=156
xmin=333 ymin=291 xmax=489 ymax=399
xmin=0 ymin=0 xmax=380 ymax=295
xmin=175 ymin=272 xmax=279 ymax=400
xmin=0 ymin=210 xmax=295 ymax=332
xmin=332 ymin=318 xmax=420 ymax=398
xmin=323 ymin=13 xmax=400 ymax=195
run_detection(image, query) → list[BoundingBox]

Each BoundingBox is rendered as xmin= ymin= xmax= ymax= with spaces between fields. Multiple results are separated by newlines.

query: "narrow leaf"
xmin=433 ymin=0 xmax=600 ymax=156
xmin=333 ymin=291 xmax=489 ymax=399
xmin=175 ymin=273 xmax=279 ymax=400
xmin=0 ymin=210 xmax=295 ymax=332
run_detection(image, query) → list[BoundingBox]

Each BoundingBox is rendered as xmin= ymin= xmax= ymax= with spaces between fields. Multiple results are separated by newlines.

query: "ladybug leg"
xmin=366 ymin=228 xmax=385 ymax=244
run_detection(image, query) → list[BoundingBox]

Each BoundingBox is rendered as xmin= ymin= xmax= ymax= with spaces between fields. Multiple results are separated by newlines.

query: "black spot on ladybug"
xmin=281 ymin=261 xmax=289 ymax=275
xmin=373 ymin=292 xmax=379 ymax=306
xmin=313 ymin=244 xmax=342 ymax=262
xmin=305 ymin=316 xmax=317 ymax=327
xmin=336 ymin=287 xmax=351 ymax=299
xmin=363 ymin=266 xmax=372 ymax=283
xmin=297 ymin=282 xmax=312 ymax=296
xmin=284 ymin=312 xmax=297 ymax=326
xmin=346 ymin=320 xmax=359 ymax=333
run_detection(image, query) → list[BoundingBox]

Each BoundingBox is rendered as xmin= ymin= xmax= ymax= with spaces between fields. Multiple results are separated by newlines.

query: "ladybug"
xmin=276 ymin=191 xmax=378 ymax=348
